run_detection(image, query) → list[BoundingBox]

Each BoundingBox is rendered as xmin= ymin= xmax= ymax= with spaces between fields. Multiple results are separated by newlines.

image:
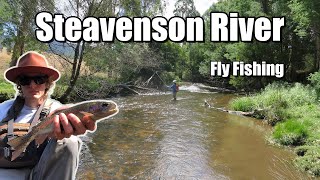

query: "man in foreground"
xmin=0 ymin=51 xmax=96 ymax=179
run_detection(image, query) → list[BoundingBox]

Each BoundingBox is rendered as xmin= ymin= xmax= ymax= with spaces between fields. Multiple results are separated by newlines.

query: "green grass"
xmin=231 ymin=83 xmax=317 ymax=124
xmin=0 ymin=78 xmax=15 ymax=102
xmin=230 ymin=96 xmax=256 ymax=112
xmin=294 ymin=145 xmax=320 ymax=176
xmin=230 ymin=82 xmax=320 ymax=176
xmin=273 ymin=119 xmax=308 ymax=146
xmin=0 ymin=79 xmax=14 ymax=93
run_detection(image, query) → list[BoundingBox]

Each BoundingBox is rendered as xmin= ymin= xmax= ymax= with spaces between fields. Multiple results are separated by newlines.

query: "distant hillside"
xmin=0 ymin=48 xmax=11 ymax=74
xmin=48 ymin=41 xmax=75 ymax=58
xmin=0 ymin=48 xmax=70 ymax=79
xmin=0 ymin=46 xmax=91 ymax=81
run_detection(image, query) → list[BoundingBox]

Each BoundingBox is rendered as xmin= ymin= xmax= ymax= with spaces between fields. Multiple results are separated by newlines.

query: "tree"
xmin=0 ymin=0 xmax=55 ymax=66
xmin=55 ymin=0 xmax=163 ymax=102
xmin=0 ymin=0 xmax=14 ymax=51
xmin=289 ymin=0 xmax=320 ymax=71
xmin=173 ymin=0 xmax=199 ymax=18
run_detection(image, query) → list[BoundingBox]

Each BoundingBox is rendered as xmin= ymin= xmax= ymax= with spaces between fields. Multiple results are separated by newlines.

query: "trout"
xmin=7 ymin=100 xmax=119 ymax=161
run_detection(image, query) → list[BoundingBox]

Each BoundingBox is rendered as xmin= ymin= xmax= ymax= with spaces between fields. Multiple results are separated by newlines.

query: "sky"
xmin=164 ymin=0 xmax=219 ymax=18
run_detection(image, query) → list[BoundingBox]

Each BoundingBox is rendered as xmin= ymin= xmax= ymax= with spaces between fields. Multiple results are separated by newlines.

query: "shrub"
xmin=230 ymin=96 xmax=255 ymax=112
xmin=273 ymin=119 xmax=308 ymax=146
xmin=294 ymin=145 xmax=320 ymax=176
xmin=161 ymin=71 xmax=180 ymax=84
xmin=0 ymin=79 xmax=15 ymax=93
xmin=284 ymin=104 xmax=318 ymax=119
xmin=255 ymin=82 xmax=289 ymax=108
xmin=308 ymin=71 xmax=320 ymax=99
xmin=264 ymin=108 xmax=288 ymax=125
xmin=284 ymin=83 xmax=316 ymax=107
xmin=229 ymin=76 xmax=246 ymax=90
xmin=231 ymin=82 xmax=317 ymax=124
xmin=0 ymin=79 xmax=15 ymax=102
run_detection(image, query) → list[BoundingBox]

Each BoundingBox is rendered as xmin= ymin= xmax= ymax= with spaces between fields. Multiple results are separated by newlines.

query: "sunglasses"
xmin=18 ymin=75 xmax=49 ymax=86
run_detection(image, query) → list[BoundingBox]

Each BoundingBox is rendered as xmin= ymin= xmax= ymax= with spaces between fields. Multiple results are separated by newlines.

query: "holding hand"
xmin=51 ymin=106 xmax=96 ymax=140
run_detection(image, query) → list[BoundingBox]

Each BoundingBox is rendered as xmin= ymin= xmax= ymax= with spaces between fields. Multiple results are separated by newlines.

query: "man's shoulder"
xmin=0 ymin=99 xmax=14 ymax=110
xmin=0 ymin=99 xmax=15 ymax=121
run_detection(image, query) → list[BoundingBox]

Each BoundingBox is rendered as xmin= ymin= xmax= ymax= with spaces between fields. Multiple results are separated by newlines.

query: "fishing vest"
xmin=0 ymin=96 xmax=52 ymax=168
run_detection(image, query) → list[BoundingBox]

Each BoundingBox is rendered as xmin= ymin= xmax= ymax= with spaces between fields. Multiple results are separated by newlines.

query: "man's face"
xmin=18 ymin=73 xmax=48 ymax=100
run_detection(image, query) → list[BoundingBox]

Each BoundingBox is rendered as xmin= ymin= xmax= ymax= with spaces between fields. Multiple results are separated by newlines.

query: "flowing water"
xmin=77 ymin=85 xmax=314 ymax=179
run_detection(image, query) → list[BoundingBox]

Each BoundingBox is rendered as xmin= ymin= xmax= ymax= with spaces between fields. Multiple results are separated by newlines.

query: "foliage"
xmin=161 ymin=71 xmax=181 ymax=84
xmin=288 ymin=0 xmax=320 ymax=37
xmin=229 ymin=76 xmax=251 ymax=90
xmin=0 ymin=79 xmax=14 ymax=93
xmin=0 ymin=78 xmax=14 ymax=102
xmin=230 ymin=96 xmax=255 ymax=112
xmin=294 ymin=145 xmax=320 ymax=176
xmin=231 ymin=82 xmax=317 ymax=122
xmin=84 ymin=42 xmax=163 ymax=83
xmin=273 ymin=119 xmax=308 ymax=146
xmin=198 ymin=0 xmax=320 ymax=89
xmin=174 ymin=0 xmax=200 ymax=18
xmin=308 ymin=71 xmax=320 ymax=98
xmin=231 ymin=81 xmax=320 ymax=176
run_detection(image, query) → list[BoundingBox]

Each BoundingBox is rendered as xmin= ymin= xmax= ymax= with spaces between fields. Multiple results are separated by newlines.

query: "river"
xmin=76 ymin=85 xmax=313 ymax=179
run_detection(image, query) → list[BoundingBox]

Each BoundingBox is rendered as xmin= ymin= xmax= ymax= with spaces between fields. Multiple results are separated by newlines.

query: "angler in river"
xmin=0 ymin=51 xmax=118 ymax=179
xmin=167 ymin=80 xmax=179 ymax=101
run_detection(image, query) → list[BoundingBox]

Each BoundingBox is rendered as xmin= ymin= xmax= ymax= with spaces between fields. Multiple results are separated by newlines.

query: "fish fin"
xmin=7 ymin=133 xmax=34 ymax=161
xmin=79 ymin=111 xmax=94 ymax=116
xmin=35 ymin=134 xmax=49 ymax=146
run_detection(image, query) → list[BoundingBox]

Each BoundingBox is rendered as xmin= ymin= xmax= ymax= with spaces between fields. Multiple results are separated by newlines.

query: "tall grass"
xmin=273 ymin=119 xmax=308 ymax=146
xmin=230 ymin=96 xmax=256 ymax=112
xmin=231 ymin=82 xmax=317 ymax=124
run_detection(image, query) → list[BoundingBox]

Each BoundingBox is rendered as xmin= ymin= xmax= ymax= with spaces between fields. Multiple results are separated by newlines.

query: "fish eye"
xmin=102 ymin=103 xmax=109 ymax=107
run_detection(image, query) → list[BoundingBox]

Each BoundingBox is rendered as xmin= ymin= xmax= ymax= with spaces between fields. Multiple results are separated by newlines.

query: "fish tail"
xmin=7 ymin=133 xmax=34 ymax=161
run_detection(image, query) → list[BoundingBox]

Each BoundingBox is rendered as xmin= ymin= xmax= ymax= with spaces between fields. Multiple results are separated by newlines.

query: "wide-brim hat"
xmin=4 ymin=51 xmax=60 ymax=83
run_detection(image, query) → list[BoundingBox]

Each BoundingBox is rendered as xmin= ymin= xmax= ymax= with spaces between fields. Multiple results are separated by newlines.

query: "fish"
xmin=7 ymin=99 xmax=119 ymax=161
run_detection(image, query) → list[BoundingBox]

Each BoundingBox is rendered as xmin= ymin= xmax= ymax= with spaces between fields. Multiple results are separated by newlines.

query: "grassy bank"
xmin=230 ymin=81 xmax=320 ymax=176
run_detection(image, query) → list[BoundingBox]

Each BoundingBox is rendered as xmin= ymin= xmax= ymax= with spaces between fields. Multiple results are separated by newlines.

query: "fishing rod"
xmin=155 ymin=71 xmax=167 ymax=86
xmin=155 ymin=71 xmax=173 ymax=93
xmin=142 ymin=72 xmax=156 ymax=87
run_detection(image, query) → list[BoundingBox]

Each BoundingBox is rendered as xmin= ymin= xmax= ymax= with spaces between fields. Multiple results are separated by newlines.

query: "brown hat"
xmin=4 ymin=51 xmax=60 ymax=83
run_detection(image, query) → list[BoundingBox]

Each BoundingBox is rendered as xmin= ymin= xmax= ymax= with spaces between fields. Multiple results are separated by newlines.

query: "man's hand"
xmin=52 ymin=113 xmax=96 ymax=139
xmin=49 ymin=106 xmax=97 ymax=140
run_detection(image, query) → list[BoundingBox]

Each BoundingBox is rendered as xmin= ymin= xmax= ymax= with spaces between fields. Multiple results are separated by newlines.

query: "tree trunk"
xmin=9 ymin=16 xmax=28 ymax=67
xmin=260 ymin=0 xmax=269 ymax=14
xmin=57 ymin=1 xmax=95 ymax=103
xmin=58 ymin=42 xmax=86 ymax=103
xmin=316 ymin=34 xmax=320 ymax=71
xmin=9 ymin=0 xmax=39 ymax=67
